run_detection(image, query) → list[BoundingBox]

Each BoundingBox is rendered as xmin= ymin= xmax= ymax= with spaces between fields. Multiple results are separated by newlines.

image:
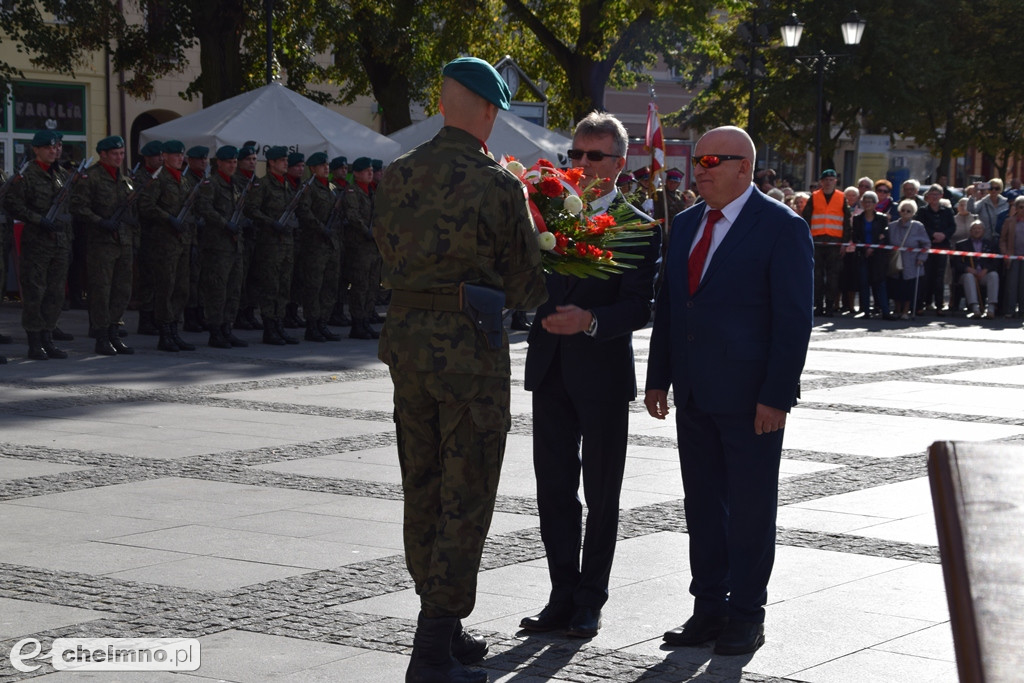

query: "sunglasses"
xmin=567 ymin=149 xmax=622 ymax=161
xmin=875 ymin=187 xmax=890 ymax=193
xmin=691 ymin=154 xmax=745 ymax=169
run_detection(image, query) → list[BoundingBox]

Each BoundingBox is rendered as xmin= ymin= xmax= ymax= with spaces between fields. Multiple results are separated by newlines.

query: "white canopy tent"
xmin=138 ymin=82 xmax=401 ymax=162
xmin=388 ymin=110 xmax=572 ymax=168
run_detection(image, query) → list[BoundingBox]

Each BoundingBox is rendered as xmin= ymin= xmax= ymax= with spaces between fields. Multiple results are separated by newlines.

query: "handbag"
xmin=888 ymin=225 xmax=911 ymax=277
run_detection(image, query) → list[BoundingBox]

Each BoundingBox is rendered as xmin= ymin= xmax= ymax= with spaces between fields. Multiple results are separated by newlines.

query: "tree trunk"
xmin=193 ymin=0 xmax=245 ymax=105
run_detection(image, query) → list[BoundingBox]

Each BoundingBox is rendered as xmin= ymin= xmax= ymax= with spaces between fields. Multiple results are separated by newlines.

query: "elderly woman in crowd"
xmin=851 ymin=191 xmax=893 ymax=319
xmin=953 ymin=197 xmax=978 ymax=242
xmin=999 ymin=196 xmax=1024 ymax=317
xmin=888 ymin=199 xmax=930 ymax=320
xmin=839 ymin=186 xmax=863 ymax=314
xmin=793 ymin=191 xmax=810 ymax=215
xmin=874 ymin=179 xmax=898 ymax=220
xmin=976 ymin=178 xmax=1009 ymax=237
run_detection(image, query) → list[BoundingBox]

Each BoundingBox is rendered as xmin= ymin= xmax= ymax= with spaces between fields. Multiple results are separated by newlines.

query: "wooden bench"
xmin=928 ymin=441 xmax=1024 ymax=683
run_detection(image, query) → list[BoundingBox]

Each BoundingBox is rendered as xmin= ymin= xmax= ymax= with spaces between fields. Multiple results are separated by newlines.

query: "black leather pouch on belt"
xmin=460 ymin=282 xmax=505 ymax=350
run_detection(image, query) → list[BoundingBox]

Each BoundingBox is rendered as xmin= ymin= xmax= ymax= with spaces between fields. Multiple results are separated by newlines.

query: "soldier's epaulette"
xmin=346 ymin=187 xmax=356 ymax=193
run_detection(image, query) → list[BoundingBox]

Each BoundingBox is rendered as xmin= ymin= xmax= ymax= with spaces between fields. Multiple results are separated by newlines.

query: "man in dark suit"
xmin=521 ymin=111 xmax=661 ymax=638
xmin=644 ymin=126 xmax=813 ymax=655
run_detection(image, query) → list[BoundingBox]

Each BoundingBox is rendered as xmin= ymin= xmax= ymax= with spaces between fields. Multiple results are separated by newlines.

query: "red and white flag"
xmin=645 ymin=101 xmax=665 ymax=173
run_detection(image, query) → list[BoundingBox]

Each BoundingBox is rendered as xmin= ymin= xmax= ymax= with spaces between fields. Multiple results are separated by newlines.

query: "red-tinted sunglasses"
xmin=691 ymin=154 xmax=746 ymax=169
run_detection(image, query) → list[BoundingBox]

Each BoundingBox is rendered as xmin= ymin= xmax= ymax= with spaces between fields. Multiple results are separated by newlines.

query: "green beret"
xmin=371 ymin=159 xmax=383 ymax=171
xmin=237 ymin=145 xmax=256 ymax=159
xmin=820 ymin=168 xmax=837 ymax=179
xmin=140 ymin=140 xmax=163 ymax=157
xmin=32 ymin=130 xmax=60 ymax=147
xmin=287 ymin=152 xmax=305 ymax=167
xmin=96 ymin=135 xmax=125 ymax=153
xmin=441 ymin=57 xmax=511 ymax=110
xmin=329 ymin=156 xmax=348 ymax=171
xmin=215 ymin=145 xmax=238 ymax=161
xmin=265 ymin=146 xmax=288 ymax=161
xmin=186 ymin=145 xmax=209 ymax=159
xmin=307 ymin=152 xmax=328 ymax=167
xmin=351 ymin=157 xmax=372 ymax=172
xmin=162 ymin=140 xmax=186 ymax=154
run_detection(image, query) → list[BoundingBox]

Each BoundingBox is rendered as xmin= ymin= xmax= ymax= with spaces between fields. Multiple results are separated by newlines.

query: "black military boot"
xmin=222 ymin=323 xmax=248 ymax=348
xmin=283 ymin=302 xmax=305 ymax=328
xmin=276 ymin=318 xmax=299 ymax=344
xmin=109 ymin=325 xmax=134 ymax=355
xmin=234 ymin=309 xmax=253 ymax=330
xmin=242 ymin=307 xmax=263 ymax=330
xmin=369 ymin=308 xmax=384 ymax=324
xmin=170 ymin=322 xmax=196 ymax=351
xmin=317 ymin=319 xmax=341 ymax=342
xmin=183 ymin=307 xmax=204 ymax=332
xmin=262 ymin=318 xmax=286 ymax=346
xmin=0 ymin=331 xmax=12 ymax=344
xmin=208 ymin=324 xmax=232 ymax=349
xmin=304 ymin=320 xmax=326 ymax=342
xmin=51 ymin=327 xmax=74 ymax=341
xmin=157 ymin=323 xmax=180 ymax=352
xmin=137 ymin=310 xmax=159 ymax=336
xmin=406 ymin=613 xmax=487 ymax=683
xmin=27 ymin=331 xmax=49 ymax=360
xmin=350 ymin=319 xmax=379 ymax=340
xmin=328 ymin=303 xmax=351 ymax=327
xmin=94 ymin=327 xmax=118 ymax=356
xmin=450 ymin=620 xmax=488 ymax=665
xmin=41 ymin=331 xmax=68 ymax=359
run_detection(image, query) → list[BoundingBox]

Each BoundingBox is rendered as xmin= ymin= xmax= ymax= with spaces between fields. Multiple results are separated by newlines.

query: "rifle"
xmin=229 ymin=172 xmax=255 ymax=225
xmin=176 ymin=167 xmax=209 ymax=223
xmin=109 ymin=164 xmax=160 ymax=226
xmin=276 ymin=174 xmax=315 ymax=227
xmin=322 ymin=186 xmax=346 ymax=236
xmin=45 ymin=155 xmax=93 ymax=223
xmin=0 ymin=159 xmax=31 ymax=206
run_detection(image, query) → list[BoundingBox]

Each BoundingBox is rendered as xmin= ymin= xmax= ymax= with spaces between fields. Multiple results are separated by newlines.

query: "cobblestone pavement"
xmin=2 ymin=304 xmax=1021 ymax=682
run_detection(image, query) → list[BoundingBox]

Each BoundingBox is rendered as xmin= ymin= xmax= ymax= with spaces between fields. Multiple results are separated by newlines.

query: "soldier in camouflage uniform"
xmin=182 ymin=146 xmax=209 ymax=332
xmin=343 ymin=157 xmax=381 ymax=339
xmin=651 ymin=168 xmax=688 ymax=251
xmin=70 ymin=135 xmax=136 ymax=356
xmin=327 ymin=156 xmax=351 ymax=327
xmin=4 ymin=131 xmax=74 ymax=360
xmin=134 ymin=140 xmax=164 ymax=336
xmin=283 ymin=152 xmax=308 ymax=330
xmin=233 ymin=145 xmax=262 ymax=331
xmin=296 ymin=152 xmax=342 ymax=342
xmin=196 ymin=145 xmax=248 ymax=349
xmin=137 ymin=140 xmax=197 ymax=353
xmin=373 ymin=57 xmax=548 ymax=683
xmin=244 ymin=145 xmax=309 ymax=345
xmin=0 ymin=164 xmax=19 ymax=359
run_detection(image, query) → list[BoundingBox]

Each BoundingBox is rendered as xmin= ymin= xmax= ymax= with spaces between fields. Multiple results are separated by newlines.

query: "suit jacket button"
xmin=687 ymin=334 xmax=694 ymax=342
xmin=686 ymin=301 xmax=694 ymax=308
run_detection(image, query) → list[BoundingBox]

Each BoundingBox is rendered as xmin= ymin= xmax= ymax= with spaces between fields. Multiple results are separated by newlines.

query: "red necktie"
xmin=688 ymin=209 xmax=722 ymax=294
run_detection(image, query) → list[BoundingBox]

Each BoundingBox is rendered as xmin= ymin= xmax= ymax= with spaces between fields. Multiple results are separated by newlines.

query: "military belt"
xmin=390 ymin=289 xmax=462 ymax=313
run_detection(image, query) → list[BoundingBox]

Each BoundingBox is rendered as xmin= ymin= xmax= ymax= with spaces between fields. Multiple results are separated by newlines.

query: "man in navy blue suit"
xmin=644 ymin=126 xmax=813 ymax=655
xmin=521 ymin=111 xmax=661 ymax=638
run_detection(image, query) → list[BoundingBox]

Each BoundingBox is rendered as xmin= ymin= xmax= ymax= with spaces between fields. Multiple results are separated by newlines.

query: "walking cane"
xmin=911 ymin=268 xmax=920 ymax=320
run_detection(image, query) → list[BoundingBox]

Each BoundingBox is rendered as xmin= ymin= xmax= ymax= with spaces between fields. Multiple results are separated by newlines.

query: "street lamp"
xmin=782 ymin=11 xmax=866 ymax=183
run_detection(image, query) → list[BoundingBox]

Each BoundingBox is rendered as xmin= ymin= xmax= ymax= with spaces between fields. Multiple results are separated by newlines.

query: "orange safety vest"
xmin=810 ymin=190 xmax=845 ymax=239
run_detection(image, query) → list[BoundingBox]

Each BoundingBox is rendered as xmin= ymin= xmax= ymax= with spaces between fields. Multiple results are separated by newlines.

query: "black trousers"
xmin=532 ymin=356 xmax=629 ymax=609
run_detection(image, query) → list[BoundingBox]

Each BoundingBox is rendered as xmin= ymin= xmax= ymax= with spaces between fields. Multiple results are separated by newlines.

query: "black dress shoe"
xmin=713 ymin=620 xmax=764 ymax=656
xmin=663 ymin=614 xmax=729 ymax=646
xmin=519 ymin=603 xmax=573 ymax=632
xmin=566 ymin=606 xmax=601 ymax=638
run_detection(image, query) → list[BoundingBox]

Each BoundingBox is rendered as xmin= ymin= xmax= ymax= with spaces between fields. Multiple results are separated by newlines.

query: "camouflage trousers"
xmin=298 ymin=240 xmax=340 ymax=321
xmin=1 ymin=217 xmax=12 ymax=298
xmin=19 ymin=232 xmax=70 ymax=332
xmin=86 ymin=238 xmax=133 ymax=329
xmin=391 ymin=369 xmax=510 ymax=618
xmin=253 ymin=237 xmax=294 ymax=320
xmin=238 ymin=228 xmax=258 ymax=310
xmin=199 ymin=247 xmax=243 ymax=327
xmin=135 ymin=229 xmax=156 ymax=313
xmin=151 ymin=238 xmax=190 ymax=325
xmin=345 ymin=239 xmax=381 ymax=319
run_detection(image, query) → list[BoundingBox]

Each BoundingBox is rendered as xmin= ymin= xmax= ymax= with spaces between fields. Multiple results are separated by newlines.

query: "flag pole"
xmin=648 ymin=86 xmax=669 ymax=227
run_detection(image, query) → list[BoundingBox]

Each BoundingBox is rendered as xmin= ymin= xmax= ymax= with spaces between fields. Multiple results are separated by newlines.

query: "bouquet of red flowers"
xmin=502 ymin=157 xmax=658 ymax=279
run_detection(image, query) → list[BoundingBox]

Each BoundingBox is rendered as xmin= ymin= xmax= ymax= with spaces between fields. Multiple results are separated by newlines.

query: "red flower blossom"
xmin=592 ymin=214 xmax=616 ymax=229
xmin=564 ymin=168 xmax=584 ymax=184
xmin=575 ymin=243 xmax=588 ymax=257
xmin=537 ymin=159 xmax=555 ymax=169
xmin=555 ymin=232 xmax=569 ymax=249
xmin=539 ymin=176 xmax=563 ymax=198
xmin=605 ymin=250 xmax=614 ymax=259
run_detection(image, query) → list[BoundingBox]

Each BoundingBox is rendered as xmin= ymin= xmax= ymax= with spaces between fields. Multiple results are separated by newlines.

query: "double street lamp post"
xmin=781 ymin=11 xmax=867 ymax=182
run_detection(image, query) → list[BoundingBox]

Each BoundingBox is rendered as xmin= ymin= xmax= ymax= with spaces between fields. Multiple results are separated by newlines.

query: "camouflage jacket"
xmin=181 ymin=169 xmax=208 ymax=243
xmin=70 ymin=162 xmax=133 ymax=246
xmin=373 ymin=125 xmax=548 ymax=376
xmin=652 ymin=187 xmax=688 ymax=227
xmin=299 ymin=177 xmax=341 ymax=250
xmin=244 ymin=172 xmax=310 ymax=245
xmin=195 ymin=171 xmax=242 ymax=254
xmin=137 ymin=165 xmax=189 ymax=243
xmin=4 ymin=160 xmax=72 ymax=247
xmin=343 ymin=182 xmax=374 ymax=244
xmin=232 ymin=171 xmax=257 ymax=236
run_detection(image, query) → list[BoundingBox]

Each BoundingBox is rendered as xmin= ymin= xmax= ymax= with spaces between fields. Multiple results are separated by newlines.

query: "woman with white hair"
xmin=888 ymin=199 xmax=930 ymax=319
